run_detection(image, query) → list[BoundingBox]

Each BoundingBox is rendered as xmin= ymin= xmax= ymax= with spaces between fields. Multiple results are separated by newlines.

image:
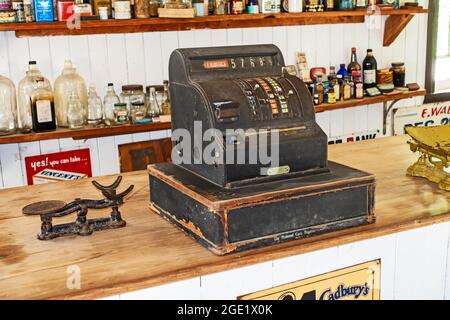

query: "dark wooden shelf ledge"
xmin=0 ymin=121 xmax=171 ymax=144
xmin=0 ymin=8 xmax=428 ymax=40
xmin=315 ymin=89 xmax=426 ymax=113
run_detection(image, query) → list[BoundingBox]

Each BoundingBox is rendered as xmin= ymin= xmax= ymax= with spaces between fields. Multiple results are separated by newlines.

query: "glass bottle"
xmin=161 ymin=80 xmax=171 ymax=115
xmin=336 ymin=63 xmax=349 ymax=78
xmin=328 ymin=86 xmax=336 ymax=104
xmin=87 ymin=84 xmax=103 ymax=125
xmin=347 ymin=47 xmax=362 ymax=77
xmin=30 ymin=77 xmax=56 ymax=132
xmin=363 ymin=49 xmax=378 ymax=90
xmin=103 ymin=83 xmax=120 ymax=124
xmin=54 ymin=60 xmax=88 ymax=127
xmin=147 ymin=87 xmax=160 ymax=118
xmin=17 ymin=61 xmax=52 ymax=133
xmin=0 ymin=74 xmax=17 ymax=136
xmin=67 ymin=91 xmax=85 ymax=129
xmin=328 ymin=65 xmax=336 ymax=81
xmin=148 ymin=0 xmax=159 ymax=17
xmin=342 ymin=76 xmax=352 ymax=101
xmin=333 ymin=78 xmax=341 ymax=101
xmin=315 ymin=74 xmax=324 ymax=106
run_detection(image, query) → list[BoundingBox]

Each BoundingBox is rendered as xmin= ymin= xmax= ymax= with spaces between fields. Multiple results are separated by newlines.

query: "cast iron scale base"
xmin=22 ymin=176 xmax=133 ymax=240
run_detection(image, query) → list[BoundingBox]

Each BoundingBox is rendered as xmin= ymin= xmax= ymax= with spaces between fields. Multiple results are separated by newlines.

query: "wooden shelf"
xmin=0 ymin=90 xmax=425 ymax=144
xmin=315 ymin=89 xmax=426 ymax=113
xmin=0 ymin=121 xmax=171 ymax=144
xmin=0 ymin=9 xmax=428 ymax=39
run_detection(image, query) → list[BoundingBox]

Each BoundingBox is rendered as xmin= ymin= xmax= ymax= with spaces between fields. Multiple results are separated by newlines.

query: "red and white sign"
xmin=393 ymin=102 xmax=450 ymax=135
xmin=25 ymin=149 xmax=92 ymax=186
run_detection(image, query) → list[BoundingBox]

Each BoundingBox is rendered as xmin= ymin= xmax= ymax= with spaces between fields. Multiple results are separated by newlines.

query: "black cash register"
xmin=148 ymin=45 xmax=375 ymax=255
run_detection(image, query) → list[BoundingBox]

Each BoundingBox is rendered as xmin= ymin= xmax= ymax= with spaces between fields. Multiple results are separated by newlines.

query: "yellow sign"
xmin=239 ymin=260 xmax=380 ymax=300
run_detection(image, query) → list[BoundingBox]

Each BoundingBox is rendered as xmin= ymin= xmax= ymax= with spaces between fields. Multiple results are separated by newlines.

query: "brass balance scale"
xmin=406 ymin=125 xmax=450 ymax=191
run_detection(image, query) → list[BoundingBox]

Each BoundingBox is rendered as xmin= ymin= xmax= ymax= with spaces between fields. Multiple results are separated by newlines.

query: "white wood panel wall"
xmin=0 ymin=7 xmax=429 ymax=189
xmin=116 ymin=222 xmax=450 ymax=300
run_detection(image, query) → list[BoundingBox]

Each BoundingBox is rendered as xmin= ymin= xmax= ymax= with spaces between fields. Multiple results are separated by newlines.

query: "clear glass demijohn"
xmin=17 ymin=61 xmax=52 ymax=133
xmin=0 ymin=73 xmax=17 ymax=136
xmin=54 ymin=60 xmax=88 ymax=127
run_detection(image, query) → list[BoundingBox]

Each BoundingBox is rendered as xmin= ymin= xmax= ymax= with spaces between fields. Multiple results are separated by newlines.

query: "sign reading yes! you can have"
xmin=25 ymin=149 xmax=92 ymax=186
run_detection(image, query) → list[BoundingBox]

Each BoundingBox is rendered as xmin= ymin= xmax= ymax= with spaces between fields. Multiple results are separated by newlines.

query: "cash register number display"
xmin=148 ymin=45 xmax=375 ymax=255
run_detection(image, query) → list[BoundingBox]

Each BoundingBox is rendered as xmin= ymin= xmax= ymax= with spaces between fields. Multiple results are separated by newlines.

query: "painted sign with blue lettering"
xmin=239 ymin=260 xmax=380 ymax=300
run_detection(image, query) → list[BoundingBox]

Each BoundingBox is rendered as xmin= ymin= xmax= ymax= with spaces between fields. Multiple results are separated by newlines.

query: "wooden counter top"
xmin=1 ymin=135 xmax=449 ymax=300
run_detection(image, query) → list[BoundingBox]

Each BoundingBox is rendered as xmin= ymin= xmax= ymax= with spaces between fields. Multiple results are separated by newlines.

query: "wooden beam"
xmin=383 ymin=14 xmax=414 ymax=47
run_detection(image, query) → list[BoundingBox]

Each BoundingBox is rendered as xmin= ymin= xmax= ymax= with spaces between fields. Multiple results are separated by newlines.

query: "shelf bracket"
xmin=383 ymin=14 xmax=414 ymax=47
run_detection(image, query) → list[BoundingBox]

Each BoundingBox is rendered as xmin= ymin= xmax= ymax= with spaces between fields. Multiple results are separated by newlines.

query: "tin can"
xmin=12 ymin=1 xmax=25 ymax=22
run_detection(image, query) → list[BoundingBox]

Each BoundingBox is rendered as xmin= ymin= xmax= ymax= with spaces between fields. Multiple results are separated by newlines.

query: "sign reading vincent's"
xmin=239 ymin=260 xmax=380 ymax=300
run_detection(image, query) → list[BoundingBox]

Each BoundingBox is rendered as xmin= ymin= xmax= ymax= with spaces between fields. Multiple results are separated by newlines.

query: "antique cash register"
xmin=148 ymin=45 xmax=375 ymax=255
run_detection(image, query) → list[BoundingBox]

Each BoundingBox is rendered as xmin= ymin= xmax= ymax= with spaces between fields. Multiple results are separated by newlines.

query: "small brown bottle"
xmin=315 ymin=74 xmax=324 ymax=105
xmin=31 ymin=77 xmax=56 ymax=132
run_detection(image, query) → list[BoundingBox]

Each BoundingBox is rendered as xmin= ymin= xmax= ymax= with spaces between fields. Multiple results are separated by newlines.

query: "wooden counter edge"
xmin=50 ymin=212 xmax=450 ymax=300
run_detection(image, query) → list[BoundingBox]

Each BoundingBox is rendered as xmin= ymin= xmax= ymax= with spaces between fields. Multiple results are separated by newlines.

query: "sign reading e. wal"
xmin=239 ymin=260 xmax=380 ymax=300
xmin=25 ymin=149 xmax=92 ymax=185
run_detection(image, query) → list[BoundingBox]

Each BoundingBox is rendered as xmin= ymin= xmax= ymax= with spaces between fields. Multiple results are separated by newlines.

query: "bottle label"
xmin=364 ymin=70 xmax=376 ymax=84
xmin=36 ymin=100 xmax=52 ymax=123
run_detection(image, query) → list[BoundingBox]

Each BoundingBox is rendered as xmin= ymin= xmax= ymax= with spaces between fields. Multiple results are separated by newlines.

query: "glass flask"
xmin=103 ymin=83 xmax=120 ymax=125
xmin=30 ymin=77 xmax=56 ymax=133
xmin=17 ymin=61 xmax=52 ymax=133
xmin=0 ymin=73 xmax=17 ymax=136
xmin=54 ymin=60 xmax=88 ymax=127
xmin=147 ymin=87 xmax=160 ymax=118
xmin=87 ymin=84 xmax=103 ymax=125
xmin=67 ymin=91 xmax=85 ymax=129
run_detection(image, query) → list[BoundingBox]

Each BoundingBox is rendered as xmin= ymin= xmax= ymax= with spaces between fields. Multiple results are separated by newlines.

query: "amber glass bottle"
xmin=30 ymin=77 xmax=56 ymax=132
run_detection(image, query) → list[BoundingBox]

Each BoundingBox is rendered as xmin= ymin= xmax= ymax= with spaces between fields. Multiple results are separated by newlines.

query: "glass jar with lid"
xmin=54 ymin=60 xmax=88 ymax=128
xmin=114 ymin=103 xmax=129 ymax=124
xmin=120 ymin=84 xmax=145 ymax=112
xmin=391 ymin=62 xmax=406 ymax=88
xmin=0 ymin=73 xmax=17 ymax=136
xmin=130 ymin=102 xmax=149 ymax=123
xmin=17 ymin=61 xmax=52 ymax=133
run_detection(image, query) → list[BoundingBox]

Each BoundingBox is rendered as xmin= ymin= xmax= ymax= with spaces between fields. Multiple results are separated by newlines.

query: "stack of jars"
xmin=0 ymin=59 xmax=172 ymax=136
